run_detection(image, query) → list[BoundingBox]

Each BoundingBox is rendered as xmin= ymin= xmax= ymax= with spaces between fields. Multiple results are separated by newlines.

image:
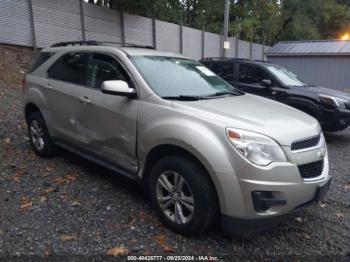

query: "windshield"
xmin=130 ymin=56 xmax=242 ymax=98
xmin=267 ymin=65 xmax=307 ymax=87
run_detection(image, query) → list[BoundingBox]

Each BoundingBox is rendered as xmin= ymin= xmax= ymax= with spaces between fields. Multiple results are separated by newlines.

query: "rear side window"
xmin=238 ymin=64 xmax=270 ymax=85
xmin=48 ymin=52 xmax=89 ymax=85
xmin=87 ymin=53 xmax=131 ymax=89
xmin=210 ymin=62 xmax=234 ymax=81
xmin=28 ymin=52 xmax=55 ymax=73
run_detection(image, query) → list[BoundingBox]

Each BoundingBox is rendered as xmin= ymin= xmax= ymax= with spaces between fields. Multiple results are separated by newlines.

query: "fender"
xmin=136 ymin=117 xmax=243 ymax=213
xmin=283 ymin=96 xmax=322 ymax=119
xmin=23 ymin=84 xmax=55 ymax=134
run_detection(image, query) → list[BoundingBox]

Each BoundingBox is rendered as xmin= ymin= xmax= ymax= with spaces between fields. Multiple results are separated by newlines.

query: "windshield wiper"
xmin=203 ymin=91 xmax=242 ymax=97
xmin=161 ymin=95 xmax=202 ymax=101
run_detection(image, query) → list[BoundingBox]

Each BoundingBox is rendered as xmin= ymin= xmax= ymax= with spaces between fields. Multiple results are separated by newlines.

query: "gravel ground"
xmin=0 ymin=44 xmax=349 ymax=261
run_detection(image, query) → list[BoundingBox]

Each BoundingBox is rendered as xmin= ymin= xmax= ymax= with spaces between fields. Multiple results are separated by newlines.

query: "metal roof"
xmin=265 ymin=39 xmax=350 ymax=56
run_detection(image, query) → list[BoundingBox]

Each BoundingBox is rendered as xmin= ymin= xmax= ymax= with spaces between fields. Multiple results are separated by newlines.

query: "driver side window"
xmin=238 ymin=64 xmax=270 ymax=85
xmin=87 ymin=53 xmax=131 ymax=89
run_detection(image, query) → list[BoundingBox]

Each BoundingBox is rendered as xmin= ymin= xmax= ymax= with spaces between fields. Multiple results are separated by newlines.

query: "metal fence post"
xmin=79 ymin=0 xmax=86 ymax=41
xmin=235 ymin=35 xmax=239 ymax=58
xmin=201 ymin=23 xmax=205 ymax=58
xmin=152 ymin=17 xmax=157 ymax=49
xmin=179 ymin=19 xmax=183 ymax=54
xmin=27 ymin=0 xmax=37 ymax=51
xmin=120 ymin=11 xmax=126 ymax=44
xmin=220 ymin=31 xmax=223 ymax=57
xmin=262 ymin=37 xmax=265 ymax=61
xmin=249 ymin=38 xmax=253 ymax=60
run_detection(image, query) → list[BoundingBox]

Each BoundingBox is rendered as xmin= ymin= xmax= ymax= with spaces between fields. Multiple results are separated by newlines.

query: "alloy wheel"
xmin=156 ymin=171 xmax=195 ymax=224
xmin=29 ymin=119 xmax=45 ymax=151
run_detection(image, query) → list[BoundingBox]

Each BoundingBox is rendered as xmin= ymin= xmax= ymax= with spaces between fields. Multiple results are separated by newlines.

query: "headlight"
xmin=226 ymin=128 xmax=287 ymax=166
xmin=319 ymin=94 xmax=348 ymax=109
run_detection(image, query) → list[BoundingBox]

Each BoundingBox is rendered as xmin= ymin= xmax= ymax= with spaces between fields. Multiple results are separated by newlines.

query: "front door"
xmin=76 ymin=53 xmax=138 ymax=173
xmin=235 ymin=63 xmax=274 ymax=99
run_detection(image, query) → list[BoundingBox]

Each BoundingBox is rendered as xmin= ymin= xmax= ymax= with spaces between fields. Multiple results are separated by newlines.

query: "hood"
xmin=298 ymin=85 xmax=350 ymax=101
xmin=174 ymin=94 xmax=320 ymax=146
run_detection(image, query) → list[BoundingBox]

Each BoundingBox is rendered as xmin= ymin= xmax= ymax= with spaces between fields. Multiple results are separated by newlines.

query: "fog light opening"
xmin=252 ymin=191 xmax=287 ymax=212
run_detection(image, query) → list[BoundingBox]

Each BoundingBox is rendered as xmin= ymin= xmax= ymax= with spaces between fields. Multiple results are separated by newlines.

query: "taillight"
xmin=21 ymin=76 xmax=26 ymax=90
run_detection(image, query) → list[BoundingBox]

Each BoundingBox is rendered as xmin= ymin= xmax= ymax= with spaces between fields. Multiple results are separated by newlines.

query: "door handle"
xmin=79 ymin=96 xmax=90 ymax=104
xmin=46 ymin=83 xmax=52 ymax=90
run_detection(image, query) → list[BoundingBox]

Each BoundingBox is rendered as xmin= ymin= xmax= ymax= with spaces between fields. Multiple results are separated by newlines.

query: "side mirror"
xmin=101 ymin=80 xmax=136 ymax=98
xmin=261 ymin=79 xmax=272 ymax=88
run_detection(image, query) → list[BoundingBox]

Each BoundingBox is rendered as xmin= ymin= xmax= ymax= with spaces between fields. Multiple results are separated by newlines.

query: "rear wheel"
xmin=149 ymin=156 xmax=218 ymax=235
xmin=27 ymin=112 xmax=57 ymax=157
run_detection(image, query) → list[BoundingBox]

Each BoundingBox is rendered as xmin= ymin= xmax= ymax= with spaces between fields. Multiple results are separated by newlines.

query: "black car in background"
xmin=200 ymin=58 xmax=350 ymax=132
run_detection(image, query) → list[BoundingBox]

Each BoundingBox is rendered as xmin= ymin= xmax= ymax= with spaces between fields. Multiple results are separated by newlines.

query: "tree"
xmin=86 ymin=0 xmax=350 ymax=45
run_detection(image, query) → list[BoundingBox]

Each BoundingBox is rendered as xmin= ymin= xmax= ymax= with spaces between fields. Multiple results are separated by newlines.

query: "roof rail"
xmin=50 ymin=40 xmax=155 ymax=49
xmin=51 ymin=40 xmax=100 ymax=47
xmin=200 ymin=57 xmax=251 ymax=61
xmin=254 ymin=59 xmax=270 ymax=63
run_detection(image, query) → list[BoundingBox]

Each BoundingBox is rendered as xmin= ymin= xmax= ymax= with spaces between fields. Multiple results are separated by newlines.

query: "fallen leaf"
xmin=60 ymin=235 xmax=77 ymax=242
xmin=318 ymin=202 xmax=327 ymax=208
xmin=4 ymin=137 xmax=10 ymax=144
xmin=41 ymin=187 xmax=55 ymax=196
xmin=71 ymin=200 xmax=81 ymax=206
xmin=20 ymin=197 xmax=32 ymax=211
xmin=127 ymin=217 xmax=136 ymax=227
xmin=39 ymin=196 xmax=48 ymax=203
xmin=163 ymin=245 xmax=174 ymax=253
xmin=300 ymin=233 xmax=311 ymax=240
xmin=13 ymin=169 xmax=27 ymax=183
xmin=51 ymin=177 xmax=66 ymax=185
xmin=129 ymin=239 xmax=138 ymax=244
xmin=153 ymin=234 xmax=175 ymax=252
xmin=153 ymin=234 xmax=167 ymax=246
xmin=107 ymin=246 xmax=129 ymax=257
xmin=65 ymin=173 xmax=78 ymax=182
xmin=51 ymin=174 xmax=78 ymax=185
xmin=335 ymin=212 xmax=344 ymax=218
xmin=294 ymin=217 xmax=303 ymax=223
xmin=46 ymin=164 xmax=55 ymax=173
xmin=59 ymin=193 xmax=67 ymax=200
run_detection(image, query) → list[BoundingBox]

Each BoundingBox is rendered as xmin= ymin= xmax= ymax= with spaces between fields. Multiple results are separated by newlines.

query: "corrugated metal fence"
xmin=0 ymin=0 xmax=269 ymax=60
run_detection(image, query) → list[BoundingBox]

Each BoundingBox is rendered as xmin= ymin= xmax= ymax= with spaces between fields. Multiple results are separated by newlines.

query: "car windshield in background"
xmin=130 ymin=56 xmax=242 ymax=99
xmin=267 ymin=65 xmax=307 ymax=87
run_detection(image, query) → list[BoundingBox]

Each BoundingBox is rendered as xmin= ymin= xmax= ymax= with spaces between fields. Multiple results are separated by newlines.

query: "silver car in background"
xmin=22 ymin=41 xmax=330 ymax=235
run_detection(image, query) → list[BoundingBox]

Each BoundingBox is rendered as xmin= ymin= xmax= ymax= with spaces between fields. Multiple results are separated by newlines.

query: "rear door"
xmin=46 ymin=52 xmax=90 ymax=144
xmin=235 ymin=63 xmax=274 ymax=98
xmin=76 ymin=52 xmax=139 ymax=173
xmin=209 ymin=62 xmax=235 ymax=85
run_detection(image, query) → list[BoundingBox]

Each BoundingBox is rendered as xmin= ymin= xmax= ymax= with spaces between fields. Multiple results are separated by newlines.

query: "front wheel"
xmin=149 ymin=156 xmax=218 ymax=235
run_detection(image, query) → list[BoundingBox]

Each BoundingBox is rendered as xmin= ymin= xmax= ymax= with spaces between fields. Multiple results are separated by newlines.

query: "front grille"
xmin=298 ymin=160 xmax=324 ymax=179
xmin=291 ymin=135 xmax=320 ymax=151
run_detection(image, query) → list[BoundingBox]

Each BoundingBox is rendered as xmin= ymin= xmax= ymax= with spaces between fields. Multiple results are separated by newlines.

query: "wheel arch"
xmin=285 ymin=97 xmax=321 ymax=119
xmin=141 ymin=144 xmax=221 ymax=212
xmin=24 ymin=103 xmax=42 ymax=124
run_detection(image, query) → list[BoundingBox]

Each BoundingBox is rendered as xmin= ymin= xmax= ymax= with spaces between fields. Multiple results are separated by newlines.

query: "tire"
xmin=148 ymin=155 xmax=218 ymax=235
xmin=27 ymin=111 xmax=57 ymax=158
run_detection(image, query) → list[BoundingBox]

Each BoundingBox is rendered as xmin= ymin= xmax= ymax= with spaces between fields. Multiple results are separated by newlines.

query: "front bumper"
xmin=221 ymin=178 xmax=331 ymax=234
xmin=319 ymin=107 xmax=350 ymax=131
xmin=211 ymin=137 xmax=330 ymax=233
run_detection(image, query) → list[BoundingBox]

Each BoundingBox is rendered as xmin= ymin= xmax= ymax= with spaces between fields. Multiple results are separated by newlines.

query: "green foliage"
xmin=87 ymin=0 xmax=350 ymax=45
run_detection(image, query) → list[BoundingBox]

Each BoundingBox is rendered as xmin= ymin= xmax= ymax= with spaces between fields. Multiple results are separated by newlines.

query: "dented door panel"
xmin=76 ymin=88 xmax=138 ymax=174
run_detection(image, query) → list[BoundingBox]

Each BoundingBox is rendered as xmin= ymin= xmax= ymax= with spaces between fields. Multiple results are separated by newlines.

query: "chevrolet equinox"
xmin=23 ymin=41 xmax=331 ymax=235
